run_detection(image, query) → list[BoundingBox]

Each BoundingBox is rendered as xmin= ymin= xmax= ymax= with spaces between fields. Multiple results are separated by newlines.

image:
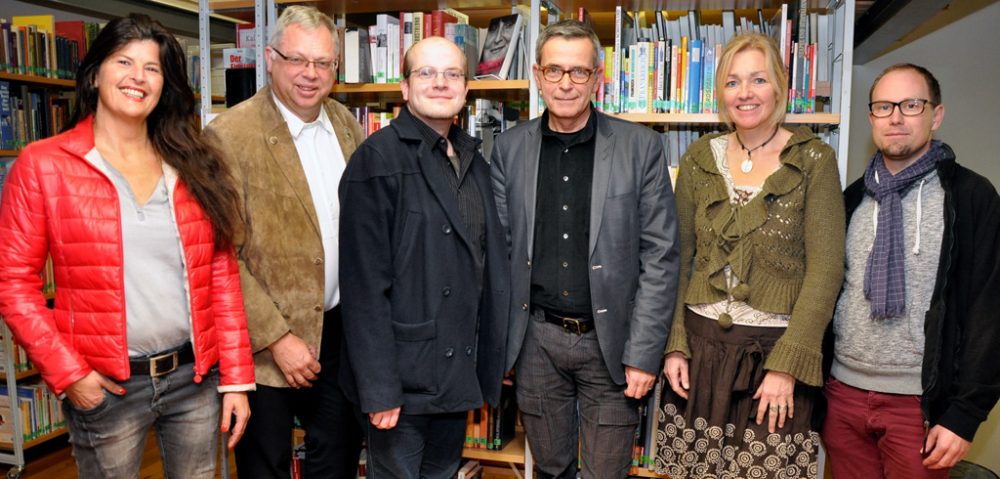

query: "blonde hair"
xmin=715 ymin=33 xmax=787 ymax=129
xmin=269 ymin=6 xmax=337 ymax=52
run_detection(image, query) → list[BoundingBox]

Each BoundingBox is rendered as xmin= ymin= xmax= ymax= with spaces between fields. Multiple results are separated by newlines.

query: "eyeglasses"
xmin=868 ymin=98 xmax=932 ymax=118
xmin=539 ymin=65 xmax=595 ymax=84
xmin=407 ymin=67 xmax=465 ymax=82
xmin=271 ymin=47 xmax=337 ymax=71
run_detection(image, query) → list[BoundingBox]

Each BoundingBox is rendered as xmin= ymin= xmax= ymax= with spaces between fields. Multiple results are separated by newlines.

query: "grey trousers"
xmin=514 ymin=310 xmax=639 ymax=479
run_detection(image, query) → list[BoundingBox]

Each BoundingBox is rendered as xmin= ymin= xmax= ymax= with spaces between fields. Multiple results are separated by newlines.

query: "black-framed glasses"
xmin=540 ymin=65 xmax=595 ymax=84
xmin=271 ymin=47 xmax=337 ymax=71
xmin=407 ymin=67 xmax=465 ymax=82
xmin=868 ymin=98 xmax=932 ymax=118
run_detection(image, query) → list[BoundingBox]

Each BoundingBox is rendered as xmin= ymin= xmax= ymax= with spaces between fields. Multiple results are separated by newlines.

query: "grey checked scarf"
xmin=863 ymin=140 xmax=944 ymax=319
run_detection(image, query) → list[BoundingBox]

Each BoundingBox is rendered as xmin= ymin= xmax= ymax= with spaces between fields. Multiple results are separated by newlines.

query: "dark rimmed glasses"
xmin=539 ymin=65 xmax=595 ymax=84
xmin=868 ymin=98 xmax=932 ymax=118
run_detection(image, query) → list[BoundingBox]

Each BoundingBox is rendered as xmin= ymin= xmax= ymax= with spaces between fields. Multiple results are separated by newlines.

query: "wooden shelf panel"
xmin=332 ymin=79 xmax=528 ymax=94
xmin=630 ymin=468 xmax=668 ymax=478
xmin=331 ymin=79 xmax=529 ymax=103
xmin=0 ymin=149 xmax=19 ymax=157
xmin=612 ymin=112 xmax=840 ymax=125
xmin=194 ymin=94 xmax=227 ymax=103
xmin=462 ymin=430 xmax=526 ymax=464
xmin=0 ymin=426 xmax=68 ymax=451
xmin=0 ymin=368 xmax=38 ymax=381
xmin=0 ymin=72 xmax=74 ymax=88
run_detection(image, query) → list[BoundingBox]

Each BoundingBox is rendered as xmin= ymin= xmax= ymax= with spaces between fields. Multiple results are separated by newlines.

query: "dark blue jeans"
xmin=62 ymin=364 xmax=221 ymax=479
xmin=365 ymin=411 xmax=467 ymax=479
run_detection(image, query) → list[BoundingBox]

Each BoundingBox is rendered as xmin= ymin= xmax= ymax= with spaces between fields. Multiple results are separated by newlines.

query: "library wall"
xmin=846 ymin=1 xmax=1000 ymax=473
xmin=846 ymin=1 xmax=1000 ymax=186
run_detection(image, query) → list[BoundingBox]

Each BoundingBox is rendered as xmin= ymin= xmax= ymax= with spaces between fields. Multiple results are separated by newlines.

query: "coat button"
xmin=313 ymin=305 xmax=322 ymax=312
xmin=313 ymin=257 xmax=323 ymax=265
xmin=521 ymin=303 xmax=528 ymax=311
xmin=442 ymin=224 xmax=452 ymax=234
xmin=444 ymin=348 xmax=454 ymax=358
xmin=268 ymin=136 xmax=278 ymax=145
xmin=465 ymin=346 xmax=473 ymax=357
xmin=442 ymin=287 xmax=451 ymax=297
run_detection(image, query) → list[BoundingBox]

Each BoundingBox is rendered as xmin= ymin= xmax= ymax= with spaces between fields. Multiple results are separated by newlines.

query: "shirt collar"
xmin=540 ymin=106 xmax=596 ymax=145
xmin=271 ymin=92 xmax=334 ymax=139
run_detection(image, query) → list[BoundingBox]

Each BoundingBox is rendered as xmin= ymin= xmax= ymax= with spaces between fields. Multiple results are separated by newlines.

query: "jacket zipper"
xmin=921 ymin=164 xmax=955 ymax=421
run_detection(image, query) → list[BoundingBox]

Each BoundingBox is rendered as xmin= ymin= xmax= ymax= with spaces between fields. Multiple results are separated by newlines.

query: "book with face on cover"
xmin=474 ymin=13 xmax=523 ymax=80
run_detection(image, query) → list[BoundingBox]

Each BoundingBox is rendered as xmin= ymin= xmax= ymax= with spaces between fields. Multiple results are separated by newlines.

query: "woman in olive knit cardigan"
xmin=654 ymin=33 xmax=845 ymax=479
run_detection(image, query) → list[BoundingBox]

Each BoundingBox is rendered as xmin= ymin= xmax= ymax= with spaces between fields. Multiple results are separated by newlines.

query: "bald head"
xmin=404 ymin=36 xmax=466 ymax=80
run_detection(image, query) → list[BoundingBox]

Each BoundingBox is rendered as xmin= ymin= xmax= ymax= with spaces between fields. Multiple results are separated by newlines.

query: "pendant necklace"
xmin=735 ymin=126 xmax=780 ymax=174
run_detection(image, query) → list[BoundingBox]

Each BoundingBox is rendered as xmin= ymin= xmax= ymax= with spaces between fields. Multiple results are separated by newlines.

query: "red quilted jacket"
xmin=0 ymin=117 xmax=254 ymax=395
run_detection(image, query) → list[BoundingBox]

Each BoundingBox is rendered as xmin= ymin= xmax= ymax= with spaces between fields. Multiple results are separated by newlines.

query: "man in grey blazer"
xmin=490 ymin=20 xmax=679 ymax=479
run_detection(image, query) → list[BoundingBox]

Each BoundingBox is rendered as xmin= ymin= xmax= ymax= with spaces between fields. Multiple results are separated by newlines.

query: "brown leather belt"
xmin=538 ymin=309 xmax=594 ymax=335
xmin=129 ymin=343 xmax=194 ymax=377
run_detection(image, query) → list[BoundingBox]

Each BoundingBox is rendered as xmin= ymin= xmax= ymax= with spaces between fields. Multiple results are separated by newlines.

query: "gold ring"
xmin=769 ymin=405 xmax=778 ymax=412
xmin=779 ymin=405 xmax=787 ymax=411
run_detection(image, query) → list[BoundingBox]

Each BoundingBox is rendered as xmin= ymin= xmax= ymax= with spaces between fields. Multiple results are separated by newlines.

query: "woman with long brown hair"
xmin=0 ymin=14 xmax=253 ymax=478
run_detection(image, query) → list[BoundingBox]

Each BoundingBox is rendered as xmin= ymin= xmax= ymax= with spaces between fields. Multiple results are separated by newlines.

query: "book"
xmin=235 ymin=22 xmax=256 ymax=49
xmin=0 ymin=81 xmax=14 ymax=150
xmin=12 ymin=15 xmax=56 ymax=78
xmin=222 ymin=48 xmax=255 ymax=69
xmin=54 ymin=21 xmax=88 ymax=69
xmin=456 ymin=460 xmax=480 ymax=479
xmin=429 ymin=10 xmax=457 ymax=38
xmin=474 ymin=13 xmax=523 ymax=80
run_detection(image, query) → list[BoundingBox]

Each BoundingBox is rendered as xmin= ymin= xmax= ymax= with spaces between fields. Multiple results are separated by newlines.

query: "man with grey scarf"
xmin=820 ymin=63 xmax=1000 ymax=478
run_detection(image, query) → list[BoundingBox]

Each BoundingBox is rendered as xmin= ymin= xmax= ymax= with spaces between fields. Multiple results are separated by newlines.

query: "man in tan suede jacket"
xmin=202 ymin=6 xmax=365 ymax=478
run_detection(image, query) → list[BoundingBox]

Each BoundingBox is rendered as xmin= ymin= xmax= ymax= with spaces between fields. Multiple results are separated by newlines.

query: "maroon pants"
xmin=822 ymin=377 xmax=949 ymax=479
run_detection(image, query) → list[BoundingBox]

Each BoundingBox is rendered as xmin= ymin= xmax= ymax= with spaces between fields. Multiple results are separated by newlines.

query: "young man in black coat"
xmin=338 ymin=37 xmax=510 ymax=479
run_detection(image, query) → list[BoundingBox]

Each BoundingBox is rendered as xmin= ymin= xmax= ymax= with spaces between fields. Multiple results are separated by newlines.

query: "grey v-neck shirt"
xmin=97 ymin=154 xmax=190 ymax=357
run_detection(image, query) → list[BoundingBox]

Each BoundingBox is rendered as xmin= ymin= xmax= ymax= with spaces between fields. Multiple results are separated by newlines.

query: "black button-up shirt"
xmin=411 ymin=108 xmax=486 ymax=261
xmin=530 ymin=108 xmax=596 ymax=317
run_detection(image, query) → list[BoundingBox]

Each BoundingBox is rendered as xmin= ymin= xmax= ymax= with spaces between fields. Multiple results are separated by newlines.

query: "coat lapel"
xmin=396 ymin=108 xmax=477 ymax=256
xmin=589 ymin=114 xmax=614 ymax=256
xmin=325 ymin=101 xmax=358 ymax=165
xmin=259 ymin=90 xmax=321 ymax=237
xmin=523 ymin=125 xmax=542 ymax=257
xmin=416 ymin=141 xmax=476 ymax=254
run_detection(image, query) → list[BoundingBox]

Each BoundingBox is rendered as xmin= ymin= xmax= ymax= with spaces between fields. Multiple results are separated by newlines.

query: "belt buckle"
xmin=149 ymin=351 xmax=179 ymax=378
xmin=561 ymin=317 xmax=584 ymax=336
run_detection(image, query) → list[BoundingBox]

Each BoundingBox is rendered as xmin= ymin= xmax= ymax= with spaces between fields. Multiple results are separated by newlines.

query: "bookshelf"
xmin=462 ymin=430 xmax=527 ymax=465
xmin=0 ymin=320 xmax=69 ymax=479
xmin=332 ymin=79 xmax=528 ymax=94
xmin=0 ymin=368 xmax=38 ymax=382
xmin=0 ymin=72 xmax=77 ymax=158
xmin=0 ymin=426 xmax=68 ymax=452
xmin=0 ymin=72 xmax=74 ymax=88
xmin=0 ymin=20 xmax=83 ymax=479
xmin=613 ymin=112 xmax=840 ymax=125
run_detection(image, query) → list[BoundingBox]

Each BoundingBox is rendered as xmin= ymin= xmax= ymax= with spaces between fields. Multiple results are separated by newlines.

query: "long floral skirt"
xmin=654 ymin=310 xmax=820 ymax=479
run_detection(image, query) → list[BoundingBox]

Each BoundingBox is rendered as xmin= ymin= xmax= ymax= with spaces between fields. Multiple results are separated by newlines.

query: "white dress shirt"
xmin=273 ymin=94 xmax=346 ymax=310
